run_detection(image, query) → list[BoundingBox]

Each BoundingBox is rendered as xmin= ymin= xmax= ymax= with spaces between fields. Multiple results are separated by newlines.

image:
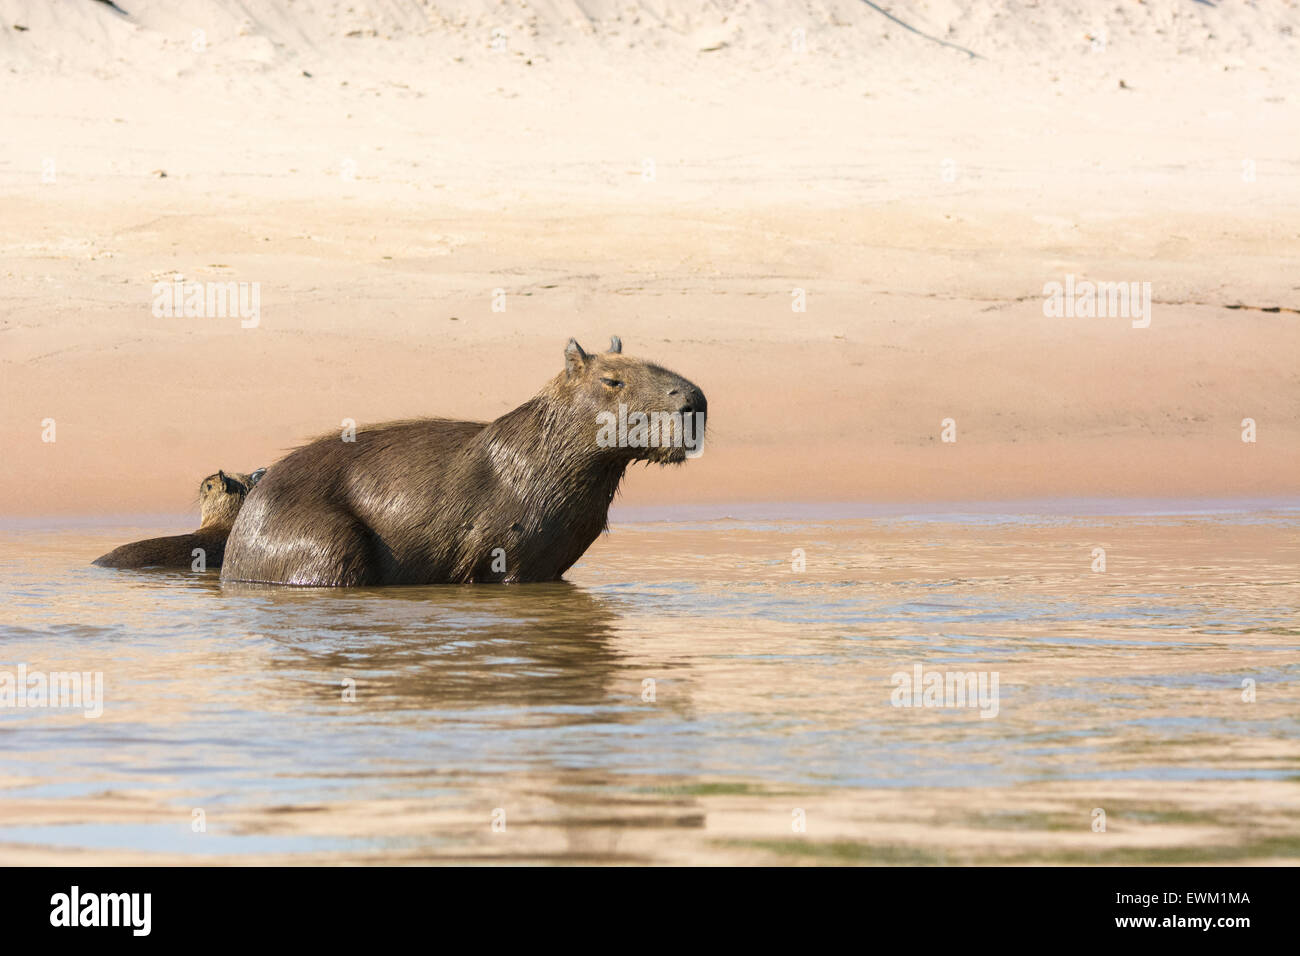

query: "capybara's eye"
xmin=600 ymin=377 xmax=623 ymax=388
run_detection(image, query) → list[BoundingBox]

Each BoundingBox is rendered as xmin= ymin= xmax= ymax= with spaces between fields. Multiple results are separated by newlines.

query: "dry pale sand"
xmin=1 ymin=0 xmax=1298 ymax=518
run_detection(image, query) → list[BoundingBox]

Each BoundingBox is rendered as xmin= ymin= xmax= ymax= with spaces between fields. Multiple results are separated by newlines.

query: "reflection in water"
xmin=233 ymin=582 xmax=626 ymax=711
xmin=0 ymin=510 xmax=1297 ymax=863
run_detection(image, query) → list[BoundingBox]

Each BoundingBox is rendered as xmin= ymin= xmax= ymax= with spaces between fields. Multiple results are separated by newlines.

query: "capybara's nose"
xmin=675 ymin=387 xmax=706 ymax=418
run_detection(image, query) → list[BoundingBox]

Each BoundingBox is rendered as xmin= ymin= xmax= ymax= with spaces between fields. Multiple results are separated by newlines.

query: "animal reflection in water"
xmin=226 ymin=580 xmax=631 ymax=711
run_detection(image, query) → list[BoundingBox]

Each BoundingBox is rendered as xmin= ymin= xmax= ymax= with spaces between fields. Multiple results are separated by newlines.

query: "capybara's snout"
xmin=670 ymin=382 xmax=706 ymax=419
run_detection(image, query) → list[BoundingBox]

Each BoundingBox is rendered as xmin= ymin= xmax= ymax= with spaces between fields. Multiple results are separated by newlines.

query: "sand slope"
xmin=1 ymin=1 xmax=1297 ymax=516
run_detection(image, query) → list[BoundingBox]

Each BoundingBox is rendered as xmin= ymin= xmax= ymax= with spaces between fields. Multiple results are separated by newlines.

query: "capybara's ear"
xmin=221 ymin=471 xmax=245 ymax=495
xmin=608 ymin=335 xmax=622 ymax=353
xmin=248 ymin=468 xmax=267 ymax=487
xmin=564 ymin=338 xmax=588 ymax=377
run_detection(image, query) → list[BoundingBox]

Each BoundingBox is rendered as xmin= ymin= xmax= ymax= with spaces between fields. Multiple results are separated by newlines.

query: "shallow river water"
xmin=1 ymin=502 xmax=1297 ymax=864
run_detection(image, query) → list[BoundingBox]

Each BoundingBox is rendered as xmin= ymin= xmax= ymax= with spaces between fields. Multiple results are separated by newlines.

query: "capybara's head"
xmin=197 ymin=470 xmax=251 ymax=528
xmin=554 ymin=336 xmax=707 ymax=464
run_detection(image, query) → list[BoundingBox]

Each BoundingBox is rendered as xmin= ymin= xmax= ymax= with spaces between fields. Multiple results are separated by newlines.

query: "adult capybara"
xmin=93 ymin=469 xmax=263 ymax=570
xmin=221 ymin=337 xmax=707 ymax=586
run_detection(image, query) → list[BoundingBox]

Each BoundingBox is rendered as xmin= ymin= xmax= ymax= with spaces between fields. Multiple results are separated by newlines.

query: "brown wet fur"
xmin=92 ymin=470 xmax=258 ymax=569
xmin=220 ymin=337 xmax=707 ymax=586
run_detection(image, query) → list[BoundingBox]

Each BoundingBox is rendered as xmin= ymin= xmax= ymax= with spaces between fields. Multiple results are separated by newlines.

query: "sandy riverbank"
xmin=1 ymin=1 xmax=1297 ymax=517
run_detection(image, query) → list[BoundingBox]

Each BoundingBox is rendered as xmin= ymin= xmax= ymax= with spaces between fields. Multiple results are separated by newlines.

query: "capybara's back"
xmin=91 ymin=530 xmax=228 ymax=570
xmin=221 ymin=420 xmax=489 ymax=586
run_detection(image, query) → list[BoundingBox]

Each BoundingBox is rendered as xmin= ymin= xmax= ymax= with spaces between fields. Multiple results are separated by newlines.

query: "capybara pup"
xmin=221 ymin=337 xmax=706 ymax=586
xmin=93 ymin=470 xmax=261 ymax=570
